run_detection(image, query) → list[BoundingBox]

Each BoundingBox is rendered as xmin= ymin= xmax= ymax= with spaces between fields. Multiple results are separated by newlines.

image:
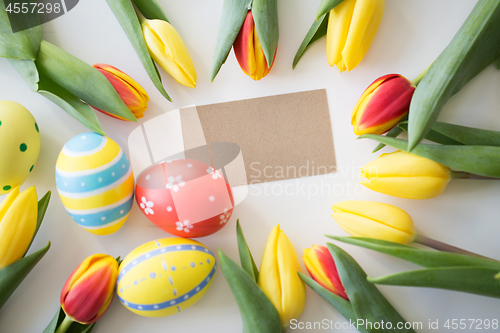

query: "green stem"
xmin=54 ymin=316 xmax=74 ymax=333
xmin=415 ymin=235 xmax=495 ymax=261
xmin=451 ymin=171 xmax=499 ymax=180
xmin=411 ymin=64 xmax=431 ymax=86
xmin=132 ymin=2 xmax=147 ymax=24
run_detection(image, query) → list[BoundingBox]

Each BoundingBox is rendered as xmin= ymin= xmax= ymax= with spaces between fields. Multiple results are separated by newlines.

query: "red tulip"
xmin=351 ymin=74 xmax=415 ymax=135
xmin=92 ymin=64 xmax=149 ymax=120
xmin=303 ymin=245 xmax=348 ymax=300
xmin=60 ymin=254 xmax=118 ymax=325
xmin=233 ymin=11 xmax=276 ymax=81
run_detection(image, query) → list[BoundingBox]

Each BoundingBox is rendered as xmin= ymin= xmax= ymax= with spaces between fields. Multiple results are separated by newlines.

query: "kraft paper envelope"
xmin=128 ymin=89 xmax=336 ymax=202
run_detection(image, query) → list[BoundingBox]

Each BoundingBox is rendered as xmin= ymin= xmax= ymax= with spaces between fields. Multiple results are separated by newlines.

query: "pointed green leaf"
xmin=298 ymin=272 xmax=358 ymax=325
xmin=132 ymin=0 xmax=169 ymax=22
xmin=293 ymin=13 xmax=328 ymax=69
xmin=408 ymin=0 xmax=500 ymax=150
xmin=106 ymin=0 xmax=171 ymax=101
xmin=25 ymin=191 xmax=51 ymax=256
xmin=330 ymin=237 xmax=500 ymax=271
xmin=210 ymin=0 xmax=252 ymax=81
xmin=35 ymin=40 xmax=137 ymax=121
xmin=369 ymin=266 xmax=500 ymax=298
xmin=8 ymin=58 xmax=39 ymax=91
xmin=236 ymin=220 xmax=259 ymax=282
xmin=431 ymin=121 xmax=500 ymax=147
xmin=360 ymin=134 xmax=500 ymax=178
xmin=219 ymin=250 xmax=281 ymax=333
xmin=252 ymin=0 xmax=278 ymax=68
xmin=398 ymin=122 xmax=463 ymax=146
xmin=43 ymin=307 xmax=96 ymax=333
xmin=316 ymin=0 xmax=344 ymax=20
xmin=327 ymin=243 xmax=416 ymax=333
xmin=0 ymin=241 xmax=50 ymax=310
xmin=0 ymin=1 xmax=40 ymax=59
xmin=372 ymin=126 xmax=405 ymax=153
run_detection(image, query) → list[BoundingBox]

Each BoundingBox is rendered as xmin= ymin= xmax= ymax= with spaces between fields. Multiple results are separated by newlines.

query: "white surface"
xmin=1 ymin=0 xmax=500 ymax=332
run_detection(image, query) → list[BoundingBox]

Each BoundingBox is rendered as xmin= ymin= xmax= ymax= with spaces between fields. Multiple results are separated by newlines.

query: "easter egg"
xmin=135 ymin=159 xmax=234 ymax=237
xmin=0 ymin=101 xmax=41 ymax=195
xmin=117 ymin=238 xmax=216 ymax=317
xmin=55 ymin=132 xmax=134 ymax=235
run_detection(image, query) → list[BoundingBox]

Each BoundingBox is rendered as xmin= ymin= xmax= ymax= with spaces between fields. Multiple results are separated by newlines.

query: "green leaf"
xmin=35 ymin=40 xmax=137 ymax=122
xmin=132 ymin=0 xmax=169 ymax=22
xmin=292 ymin=13 xmax=328 ymax=69
xmin=106 ymin=0 xmax=171 ymax=101
xmin=330 ymin=237 xmax=500 ymax=271
xmin=0 ymin=0 xmax=40 ymax=59
xmin=219 ymin=250 xmax=281 ymax=333
xmin=431 ymin=121 xmax=500 ymax=147
xmin=0 ymin=242 xmax=50 ymax=310
xmin=210 ymin=0 xmax=253 ymax=82
xmin=236 ymin=220 xmax=259 ymax=283
xmin=369 ymin=266 xmax=500 ymax=299
xmin=298 ymin=272 xmax=358 ymax=325
xmin=398 ymin=122 xmax=463 ymax=146
xmin=316 ymin=0 xmax=344 ymax=20
xmin=496 ymin=56 xmax=500 ymax=69
xmin=372 ymin=125 xmax=405 ymax=153
xmin=408 ymin=0 xmax=500 ymax=150
xmin=327 ymin=243 xmax=416 ymax=333
xmin=360 ymin=134 xmax=500 ymax=178
xmin=24 ymin=191 xmax=51 ymax=255
xmin=8 ymin=58 xmax=39 ymax=91
xmin=252 ymin=0 xmax=279 ymax=68
xmin=43 ymin=307 xmax=96 ymax=333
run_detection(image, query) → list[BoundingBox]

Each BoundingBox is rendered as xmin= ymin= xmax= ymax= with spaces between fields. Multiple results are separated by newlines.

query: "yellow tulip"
xmin=331 ymin=201 xmax=416 ymax=244
xmin=258 ymin=225 xmax=306 ymax=327
xmin=360 ymin=150 xmax=452 ymax=199
xmin=0 ymin=186 xmax=37 ymax=269
xmin=142 ymin=19 xmax=197 ymax=88
xmin=326 ymin=0 xmax=384 ymax=72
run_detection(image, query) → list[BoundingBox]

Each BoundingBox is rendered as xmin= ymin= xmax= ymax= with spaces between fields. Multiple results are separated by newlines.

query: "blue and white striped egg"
xmin=55 ymin=132 xmax=134 ymax=235
xmin=117 ymin=238 xmax=216 ymax=317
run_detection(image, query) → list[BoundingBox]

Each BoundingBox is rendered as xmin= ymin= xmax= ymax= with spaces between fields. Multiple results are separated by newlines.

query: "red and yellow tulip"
xmin=352 ymin=74 xmax=415 ymax=135
xmin=303 ymin=245 xmax=348 ymax=300
xmin=233 ymin=11 xmax=276 ymax=81
xmin=92 ymin=64 xmax=149 ymax=120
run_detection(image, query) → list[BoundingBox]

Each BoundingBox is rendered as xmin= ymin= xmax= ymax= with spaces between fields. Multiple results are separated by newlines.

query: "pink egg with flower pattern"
xmin=135 ymin=159 xmax=234 ymax=237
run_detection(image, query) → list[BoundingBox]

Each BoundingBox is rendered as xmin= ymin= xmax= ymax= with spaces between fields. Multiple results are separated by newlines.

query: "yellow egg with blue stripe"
xmin=117 ymin=238 xmax=216 ymax=317
xmin=55 ymin=132 xmax=134 ymax=235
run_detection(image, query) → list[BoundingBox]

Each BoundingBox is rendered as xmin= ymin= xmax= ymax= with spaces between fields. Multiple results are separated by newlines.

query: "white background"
xmin=1 ymin=0 xmax=500 ymax=332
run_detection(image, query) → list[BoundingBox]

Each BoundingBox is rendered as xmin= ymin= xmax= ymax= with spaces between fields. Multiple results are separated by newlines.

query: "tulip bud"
xmin=352 ymin=74 xmax=415 ymax=135
xmin=92 ymin=64 xmax=149 ymax=120
xmin=303 ymin=245 xmax=348 ymax=300
xmin=360 ymin=150 xmax=451 ymax=199
xmin=233 ymin=11 xmax=277 ymax=81
xmin=0 ymin=186 xmax=37 ymax=269
xmin=258 ymin=225 xmax=306 ymax=327
xmin=142 ymin=19 xmax=197 ymax=88
xmin=331 ymin=201 xmax=417 ymax=245
xmin=60 ymin=254 xmax=118 ymax=325
xmin=327 ymin=0 xmax=384 ymax=72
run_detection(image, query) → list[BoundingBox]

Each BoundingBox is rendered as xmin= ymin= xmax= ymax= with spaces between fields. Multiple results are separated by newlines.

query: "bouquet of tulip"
xmin=107 ymin=0 xmax=197 ymax=100
xmin=219 ymin=221 xmax=305 ymax=332
xmin=0 ymin=5 xmax=141 ymax=135
xmin=211 ymin=0 xmax=279 ymax=81
xmin=293 ymin=0 xmax=384 ymax=71
xmin=0 ymin=186 xmax=50 ymax=310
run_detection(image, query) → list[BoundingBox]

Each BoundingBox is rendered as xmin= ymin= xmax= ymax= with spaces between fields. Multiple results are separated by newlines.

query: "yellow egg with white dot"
xmin=0 ymin=101 xmax=41 ymax=195
xmin=117 ymin=238 xmax=216 ymax=317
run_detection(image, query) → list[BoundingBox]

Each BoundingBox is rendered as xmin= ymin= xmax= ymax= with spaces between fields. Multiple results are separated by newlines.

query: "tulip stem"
xmin=132 ymin=2 xmax=146 ymax=24
xmin=415 ymin=235 xmax=495 ymax=260
xmin=411 ymin=64 xmax=431 ymax=86
xmin=451 ymin=171 xmax=499 ymax=180
xmin=55 ymin=316 xmax=74 ymax=333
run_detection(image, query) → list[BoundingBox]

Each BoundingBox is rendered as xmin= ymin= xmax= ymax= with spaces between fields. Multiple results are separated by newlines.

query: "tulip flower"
xmin=327 ymin=0 xmax=384 ymax=72
xmin=142 ymin=19 xmax=197 ymax=88
xmin=258 ymin=225 xmax=306 ymax=327
xmin=331 ymin=201 xmax=417 ymax=245
xmin=0 ymin=186 xmax=37 ymax=270
xmin=352 ymin=74 xmax=415 ymax=135
xmin=92 ymin=64 xmax=149 ymax=120
xmin=303 ymin=245 xmax=348 ymax=300
xmin=233 ymin=11 xmax=277 ymax=81
xmin=59 ymin=254 xmax=118 ymax=330
xmin=360 ymin=150 xmax=452 ymax=199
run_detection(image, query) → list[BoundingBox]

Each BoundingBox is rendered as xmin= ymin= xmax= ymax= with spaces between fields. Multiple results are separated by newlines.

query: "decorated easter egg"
xmin=117 ymin=238 xmax=216 ymax=317
xmin=55 ymin=132 xmax=134 ymax=235
xmin=135 ymin=159 xmax=234 ymax=237
xmin=0 ymin=101 xmax=41 ymax=195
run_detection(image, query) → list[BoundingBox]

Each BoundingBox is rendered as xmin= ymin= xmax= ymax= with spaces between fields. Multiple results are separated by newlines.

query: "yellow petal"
xmin=326 ymin=0 xmax=356 ymax=68
xmin=360 ymin=176 xmax=450 ymax=200
xmin=142 ymin=20 xmax=197 ymax=88
xmin=0 ymin=185 xmax=20 ymax=222
xmin=258 ymin=225 xmax=282 ymax=315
